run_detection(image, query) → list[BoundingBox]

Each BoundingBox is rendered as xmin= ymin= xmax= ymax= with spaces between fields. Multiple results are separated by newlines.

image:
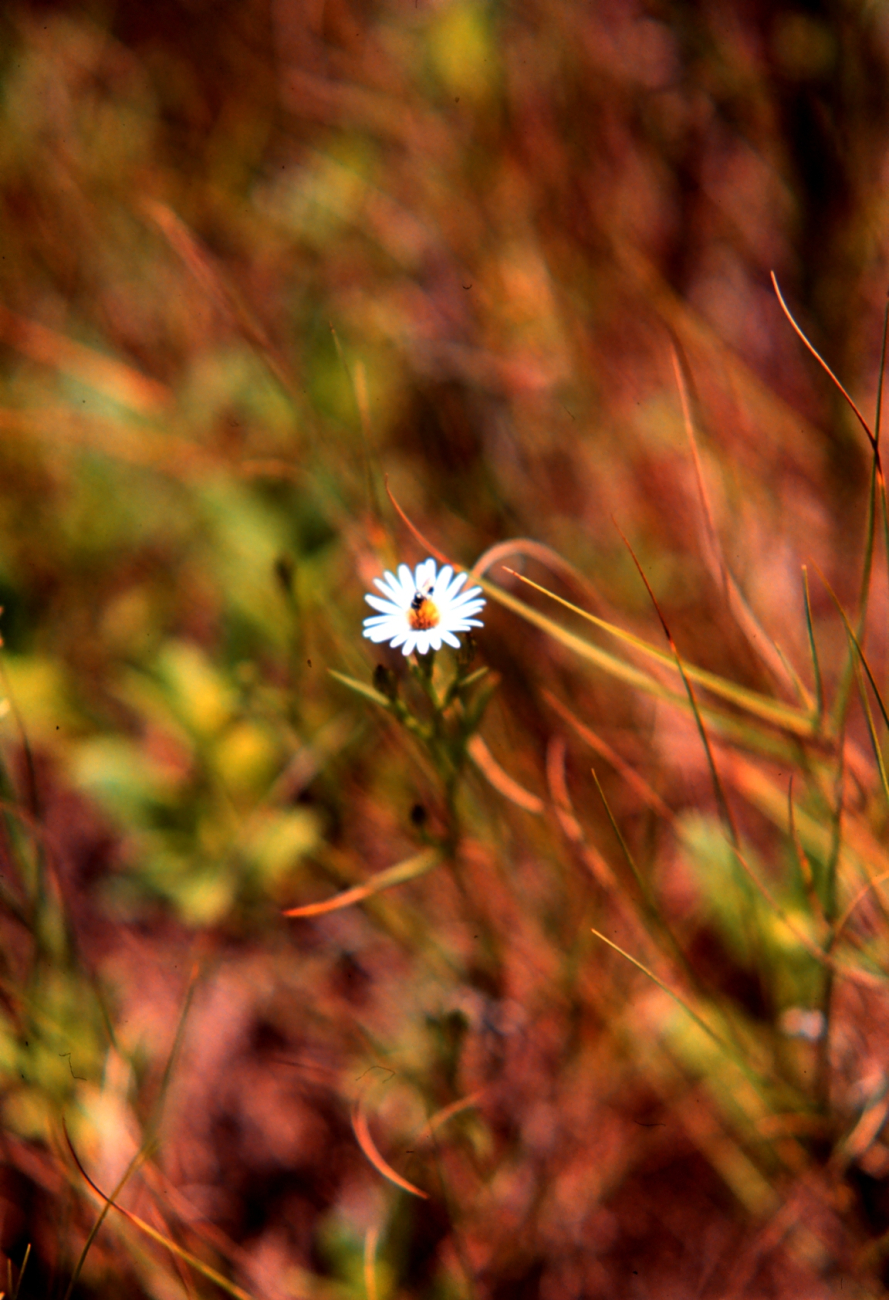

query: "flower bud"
xmin=373 ymin=663 xmax=399 ymax=701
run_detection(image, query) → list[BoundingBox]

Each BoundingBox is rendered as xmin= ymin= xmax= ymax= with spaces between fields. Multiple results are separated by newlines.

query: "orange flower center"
xmin=409 ymin=598 xmax=440 ymax=630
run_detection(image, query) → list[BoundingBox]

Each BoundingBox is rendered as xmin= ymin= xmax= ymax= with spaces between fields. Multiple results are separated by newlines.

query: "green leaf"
xmin=328 ymin=669 xmax=392 ymax=710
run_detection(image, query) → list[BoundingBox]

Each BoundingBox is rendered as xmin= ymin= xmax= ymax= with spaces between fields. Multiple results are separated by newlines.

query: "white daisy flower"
xmin=363 ymin=557 xmax=485 ymax=656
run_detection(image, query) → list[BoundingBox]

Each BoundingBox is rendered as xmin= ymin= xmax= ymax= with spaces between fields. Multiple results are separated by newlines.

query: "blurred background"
xmin=3 ymin=0 xmax=889 ymax=1296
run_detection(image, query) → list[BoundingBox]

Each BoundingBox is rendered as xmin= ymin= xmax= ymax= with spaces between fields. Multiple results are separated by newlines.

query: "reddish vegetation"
xmin=3 ymin=2 xmax=889 ymax=1297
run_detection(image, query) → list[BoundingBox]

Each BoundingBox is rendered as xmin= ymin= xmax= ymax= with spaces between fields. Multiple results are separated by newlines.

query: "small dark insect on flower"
xmin=410 ymin=575 xmax=435 ymax=611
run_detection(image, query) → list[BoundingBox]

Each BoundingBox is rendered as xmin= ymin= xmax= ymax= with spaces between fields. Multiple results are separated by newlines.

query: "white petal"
xmin=432 ymin=565 xmax=453 ymax=601
xmin=415 ymin=558 xmax=436 ymax=592
xmin=371 ymin=565 xmax=419 ymax=610
xmin=401 ymin=633 xmax=418 ymax=655
xmin=363 ymin=624 xmax=395 ymax=642
xmin=444 ymin=570 xmax=467 ymax=601
xmin=441 ymin=629 xmax=460 ymax=648
xmin=450 ymin=587 xmax=482 ymax=609
xmin=373 ymin=573 xmax=402 ymax=602
xmin=393 ymin=564 xmax=414 ymax=598
xmin=452 ymin=596 xmax=485 ymax=616
xmin=365 ymin=594 xmax=402 ymax=614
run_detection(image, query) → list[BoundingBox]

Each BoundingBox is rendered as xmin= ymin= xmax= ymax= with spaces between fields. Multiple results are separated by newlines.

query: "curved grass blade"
xmin=62 ymin=1139 xmax=153 ymax=1300
xmin=616 ymin=529 xmax=739 ymax=846
xmin=787 ymin=776 xmax=826 ymax=929
xmin=332 ymin=332 xmax=388 ymax=538
xmin=852 ymin=629 xmax=889 ymax=735
xmin=378 ymin=487 xmax=814 ymax=747
xmin=352 ymin=1097 xmax=429 ymax=1199
xmin=421 ymin=1090 xmax=485 ymax=1138
xmin=9 ymin=1245 xmax=29 ymax=1300
xmin=876 ymin=285 xmax=889 ymax=447
xmin=467 ymin=734 xmax=544 ymax=813
xmin=374 ymin=490 xmax=683 ymax=718
xmin=832 ymin=870 xmax=889 ymax=951
xmin=484 ymin=573 xmax=814 ymax=766
xmin=724 ymin=749 xmax=835 ymax=861
xmin=801 ymin=567 xmax=824 ymax=725
xmin=544 ymin=689 xmax=674 ymax=821
xmin=472 ymin=535 xmax=600 ymax=604
xmin=283 ymin=847 xmax=440 ymax=917
xmin=364 ymin=1225 xmax=381 ymax=1300
xmin=63 ymin=1124 xmax=258 ymax=1300
xmin=870 ymin=288 xmax=889 ymax=617
xmin=771 ymin=272 xmax=875 ymax=450
xmin=589 ymin=766 xmax=723 ymax=1009
xmin=63 ymin=965 xmax=200 ymax=1300
xmin=144 ymin=200 xmax=296 ymax=405
xmin=672 ymin=344 xmax=810 ymax=707
xmin=546 ymin=734 xmax=584 ymax=841
xmin=477 ymin=568 xmax=684 ymax=705
xmin=856 ymin=460 xmax=879 ymax=643
xmin=589 ymin=928 xmax=736 ymax=1060
xmin=492 ymin=568 xmax=814 ymax=739
xmin=819 ymin=566 xmax=889 ymax=738
xmin=0 ymin=303 xmax=171 ymax=417
xmin=728 ymin=842 xmax=882 ymax=989
xmin=855 ymin=656 xmax=889 ymax=808
xmin=148 ymin=962 xmax=200 ymax=1135
xmin=384 ymin=476 xmax=452 ymax=566
xmin=827 ymin=459 xmax=882 ymax=740
xmin=590 ymin=767 xmax=657 ymax=911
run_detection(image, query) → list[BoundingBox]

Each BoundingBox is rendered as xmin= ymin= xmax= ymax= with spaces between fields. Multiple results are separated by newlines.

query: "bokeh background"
xmin=4 ymin=0 xmax=889 ymax=1296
